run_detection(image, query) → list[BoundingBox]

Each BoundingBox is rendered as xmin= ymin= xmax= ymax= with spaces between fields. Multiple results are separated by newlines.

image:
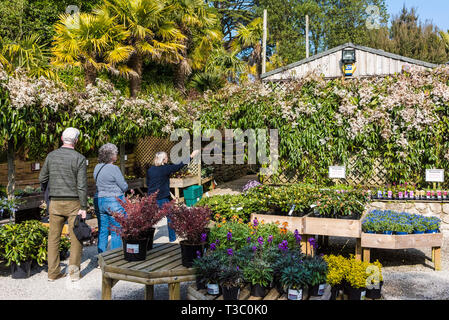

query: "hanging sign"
xmin=425 ymin=169 xmax=444 ymax=183
xmin=329 ymin=166 xmax=346 ymax=179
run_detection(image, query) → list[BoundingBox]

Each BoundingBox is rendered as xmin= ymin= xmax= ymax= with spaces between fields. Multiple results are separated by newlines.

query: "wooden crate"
xmin=187 ymin=283 xmax=331 ymax=301
xmin=361 ymin=232 xmax=443 ymax=249
xmin=303 ymin=216 xmax=362 ymax=238
xmin=250 ymin=213 xmax=305 ymax=233
xmin=169 ymin=175 xmax=201 ymax=188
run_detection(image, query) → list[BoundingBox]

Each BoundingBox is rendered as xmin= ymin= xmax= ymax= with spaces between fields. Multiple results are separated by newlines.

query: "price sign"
xmin=329 ymin=166 xmax=346 ymax=179
xmin=425 ymin=169 xmax=444 ymax=183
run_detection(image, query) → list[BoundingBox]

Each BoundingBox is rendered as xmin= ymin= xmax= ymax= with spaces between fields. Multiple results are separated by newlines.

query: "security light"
xmin=342 ymin=48 xmax=356 ymax=64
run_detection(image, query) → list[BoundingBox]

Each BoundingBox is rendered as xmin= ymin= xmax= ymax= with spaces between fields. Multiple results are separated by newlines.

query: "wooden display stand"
xmin=361 ymin=232 xmax=443 ymax=270
xmin=187 ymin=283 xmax=331 ymax=301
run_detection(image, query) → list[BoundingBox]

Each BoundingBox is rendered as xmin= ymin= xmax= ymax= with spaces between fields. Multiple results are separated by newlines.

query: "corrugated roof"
xmin=261 ymin=42 xmax=439 ymax=80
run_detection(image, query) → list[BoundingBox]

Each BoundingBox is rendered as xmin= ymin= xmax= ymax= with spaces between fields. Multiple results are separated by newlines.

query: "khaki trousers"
xmin=48 ymin=199 xmax=83 ymax=279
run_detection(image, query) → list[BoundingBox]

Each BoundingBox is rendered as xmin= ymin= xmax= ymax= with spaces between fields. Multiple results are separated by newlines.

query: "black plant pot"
xmin=60 ymin=250 xmax=69 ymax=261
xmin=366 ymin=281 xmax=383 ymax=299
xmin=222 ymin=286 xmax=240 ymax=300
xmin=330 ymin=286 xmax=341 ymax=300
xmin=123 ymin=238 xmax=148 ymax=262
xmin=11 ymin=261 xmax=32 ymax=279
xmin=180 ymin=241 xmax=206 ymax=268
xmin=146 ymin=228 xmax=156 ymax=251
xmin=310 ymin=283 xmax=326 ymax=296
xmin=196 ymin=276 xmax=207 ymax=290
xmin=250 ymin=284 xmax=267 ymax=298
xmin=347 ymin=286 xmax=366 ymax=300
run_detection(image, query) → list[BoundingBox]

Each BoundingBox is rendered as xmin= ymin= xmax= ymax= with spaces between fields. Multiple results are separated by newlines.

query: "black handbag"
xmin=73 ymin=215 xmax=92 ymax=242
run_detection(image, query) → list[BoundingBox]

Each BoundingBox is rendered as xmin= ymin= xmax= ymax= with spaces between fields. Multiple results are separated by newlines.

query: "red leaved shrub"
xmin=161 ymin=201 xmax=211 ymax=244
xmin=110 ymin=192 xmax=166 ymax=240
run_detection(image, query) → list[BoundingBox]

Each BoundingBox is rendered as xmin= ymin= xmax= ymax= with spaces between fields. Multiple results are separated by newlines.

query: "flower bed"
xmin=362 ymin=210 xmax=441 ymax=235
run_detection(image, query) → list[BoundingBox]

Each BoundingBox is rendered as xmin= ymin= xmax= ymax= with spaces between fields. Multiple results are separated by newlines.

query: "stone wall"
xmin=367 ymin=201 xmax=449 ymax=233
xmin=209 ymin=163 xmax=258 ymax=183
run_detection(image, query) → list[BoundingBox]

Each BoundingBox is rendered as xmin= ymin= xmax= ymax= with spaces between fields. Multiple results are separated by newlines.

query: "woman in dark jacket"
xmin=147 ymin=150 xmax=199 ymax=242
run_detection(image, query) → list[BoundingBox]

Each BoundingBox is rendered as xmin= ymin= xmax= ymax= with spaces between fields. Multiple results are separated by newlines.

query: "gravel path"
xmin=1 ymin=175 xmax=448 ymax=300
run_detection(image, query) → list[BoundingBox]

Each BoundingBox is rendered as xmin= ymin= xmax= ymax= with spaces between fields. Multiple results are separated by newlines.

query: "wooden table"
xmin=98 ymin=243 xmax=196 ymax=300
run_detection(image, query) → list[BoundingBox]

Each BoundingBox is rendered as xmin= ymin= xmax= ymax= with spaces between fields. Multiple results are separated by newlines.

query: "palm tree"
xmin=52 ymin=9 xmax=134 ymax=86
xmin=0 ymin=34 xmax=56 ymax=79
xmin=231 ymin=17 xmax=264 ymax=81
xmin=204 ymin=46 xmax=245 ymax=82
xmin=103 ymin=0 xmax=185 ymax=97
xmin=168 ymin=0 xmax=222 ymax=94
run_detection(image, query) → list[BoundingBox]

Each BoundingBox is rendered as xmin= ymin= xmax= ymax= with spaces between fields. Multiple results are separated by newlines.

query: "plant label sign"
xmin=329 ymin=166 xmax=346 ymax=179
xmin=126 ymin=244 xmax=139 ymax=254
xmin=425 ymin=169 xmax=444 ymax=183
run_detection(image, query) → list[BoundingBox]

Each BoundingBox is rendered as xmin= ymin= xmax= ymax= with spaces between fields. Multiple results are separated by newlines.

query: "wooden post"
xmin=300 ymin=236 xmax=307 ymax=255
xmin=305 ymin=15 xmax=309 ymax=58
xmin=145 ymin=285 xmax=154 ymax=300
xmin=119 ymin=143 xmax=126 ymax=176
xmin=168 ymin=282 xmax=181 ymax=300
xmin=363 ymin=248 xmax=370 ymax=263
xmin=7 ymin=140 xmax=15 ymax=199
xmin=101 ymin=275 xmax=113 ymax=300
xmin=355 ymin=238 xmax=362 ymax=261
xmin=433 ymin=247 xmax=441 ymax=271
xmin=262 ymin=9 xmax=267 ymax=75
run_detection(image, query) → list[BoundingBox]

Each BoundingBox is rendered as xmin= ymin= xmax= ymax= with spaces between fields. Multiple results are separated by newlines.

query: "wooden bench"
xmin=98 ymin=243 xmax=196 ymax=300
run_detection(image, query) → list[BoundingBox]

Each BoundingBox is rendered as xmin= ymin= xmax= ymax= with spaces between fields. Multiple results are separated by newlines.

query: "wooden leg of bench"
xmin=145 ymin=285 xmax=154 ymax=300
xmin=102 ymin=275 xmax=113 ymax=300
xmin=168 ymin=282 xmax=181 ymax=300
xmin=433 ymin=247 xmax=441 ymax=271
xmin=363 ymin=248 xmax=370 ymax=263
xmin=301 ymin=236 xmax=307 ymax=255
xmin=355 ymin=239 xmax=362 ymax=261
xmin=323 ymin=236 xmax=329 ymax=247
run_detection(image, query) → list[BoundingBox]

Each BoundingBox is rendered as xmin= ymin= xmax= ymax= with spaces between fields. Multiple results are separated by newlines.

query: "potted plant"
xmin=243 ymin=257 xmax=273 ymax=297
xmin=218 ymin=248 xmax=244 ymax=300
xmin=423 ymin=217 xmax=441 ymax=233
xmin=192 ymin=250 xmax=224 ymax=292
xmin=304 ymin=256 xmax=328 ymax=296
xmin=279 ymin=264 xmax=312 ymax=300
xmin=345 ymin=258 xmax=369 ymax=300
xmin=393 ymin=222 xmax=413 ymax=235
xmin=162 ymin=202 xmax=211 ymax=267
xmin=366 ymin=260 xmax=383 ymax=299
xmin=270 ymin=249 xmax=304 ymax=294
xmin=323 ymin=255 xmax=349 ymax=300
xmin=0 ymin=220 xmax=48 ymax=279
xmin=111 ymin=192 xmax=167 ymax=261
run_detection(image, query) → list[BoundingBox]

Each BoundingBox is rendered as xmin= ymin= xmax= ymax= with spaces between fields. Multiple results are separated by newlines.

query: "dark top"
xmin=146 ymin=157 xmax=190 ymax=200
xmin=39 ymin=147 xmax=87 ymax=210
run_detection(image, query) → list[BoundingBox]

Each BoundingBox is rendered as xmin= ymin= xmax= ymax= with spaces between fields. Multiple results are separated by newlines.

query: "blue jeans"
xmin=157 ymin=198 xmax=176 ymax=242
xmin=97 ymin=195 xmax=126 ymax=253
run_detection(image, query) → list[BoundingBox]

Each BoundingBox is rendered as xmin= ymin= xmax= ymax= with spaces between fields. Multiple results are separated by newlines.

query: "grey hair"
xmin=98 ymin=143 xmax=118 ymax=164
xmin=62 ymin=127 xmax=80 ymax=145
xmin=154 ymin=152 xmax=168 ymax=166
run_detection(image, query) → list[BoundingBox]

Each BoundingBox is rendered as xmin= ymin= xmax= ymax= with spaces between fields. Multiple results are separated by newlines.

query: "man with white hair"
xmin=39 ymin=127 xmax=87 ymax=282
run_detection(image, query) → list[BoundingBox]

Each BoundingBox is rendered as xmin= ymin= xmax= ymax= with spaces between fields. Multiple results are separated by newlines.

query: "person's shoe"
xmin=68 ymin=265 xmax=81 ymax=282
xmin=48 ymin=273 xmax=66 ymax=282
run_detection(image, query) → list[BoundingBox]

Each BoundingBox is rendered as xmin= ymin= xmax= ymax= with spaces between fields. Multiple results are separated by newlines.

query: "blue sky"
xmin=385 ymin=0 xmax=449 ymax=31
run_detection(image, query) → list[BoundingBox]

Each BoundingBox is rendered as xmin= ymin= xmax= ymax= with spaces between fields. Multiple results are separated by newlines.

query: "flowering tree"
xmin=0 ymin=67 xmax=73 ymax=197
xmin=193 ymin=66 xmax=449 ymax=185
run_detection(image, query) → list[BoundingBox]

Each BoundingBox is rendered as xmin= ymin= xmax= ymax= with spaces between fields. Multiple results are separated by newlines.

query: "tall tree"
xmin=52 ymin=9 xmax=134 ymax=86
xmin=208 ymin=0 xmax=255 ymax=50
xmin=103 ymin=0 xmax=185 ymax=97
xmin=169 ymin=0 xmax=222 ymax=94
xmin=232 ymin=17 xmax=264 ymax=80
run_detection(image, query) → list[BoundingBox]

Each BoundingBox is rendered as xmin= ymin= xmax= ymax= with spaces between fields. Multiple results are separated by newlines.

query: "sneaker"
xmin=48 ymin=273 xmax=67 ymax=282
xmin=68 ymin=265 xmax=81 ymax=282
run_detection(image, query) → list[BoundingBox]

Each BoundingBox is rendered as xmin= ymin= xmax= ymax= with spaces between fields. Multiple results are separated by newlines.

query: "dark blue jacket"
xmin=146 ymin=158 xmax=190 ymax=200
